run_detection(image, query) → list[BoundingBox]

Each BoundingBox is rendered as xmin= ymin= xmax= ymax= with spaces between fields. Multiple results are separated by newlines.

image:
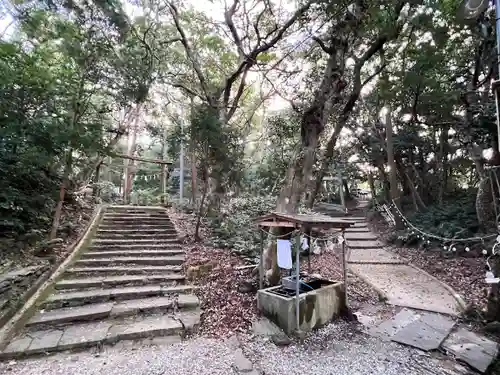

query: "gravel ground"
xmin=0 ymin=322 xmax=470 ymax=375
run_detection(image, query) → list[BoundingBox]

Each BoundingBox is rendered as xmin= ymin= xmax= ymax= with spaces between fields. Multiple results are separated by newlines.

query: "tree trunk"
xmin=50 ymin=152 xmax=72 ymax=241
xmin=385 ymin=107 xmax=402 ymax=227
xmin=191 ymin=150 xmax=197 ymax=205
xmin=160 ymin=126 xmax=168 ymax=205
xmin=307 ymin=123 xmax=343 ymax=208
xmin=367 ymin=172 xmax=376 ymax=198
xmin=195 ymin=173 xmax=209 ymax=241
xmin=123 ymin=109 xmax=140 ymax=204
xmin=437 ymin=125 xmax=449 ymax=204
xmin=92 ymin=162 xmax=101 ymax=197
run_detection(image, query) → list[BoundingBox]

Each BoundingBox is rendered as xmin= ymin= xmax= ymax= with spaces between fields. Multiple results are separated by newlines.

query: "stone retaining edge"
xmin=0 ymin=204 xmax=103 ymax=351
xmin=0 ymin=268 xmax=50 ymax=329
xmin=407 ymin=262 xmax=469 ymax=313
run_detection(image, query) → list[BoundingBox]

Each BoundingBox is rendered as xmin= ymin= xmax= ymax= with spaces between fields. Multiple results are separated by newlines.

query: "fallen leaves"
xmin=301 ymin=250 xmax=379 ymax=308
xmin=169 ymin=208 xmax=381 ymax=337
xmin=168 ymin=209 xmax=257 ymax=337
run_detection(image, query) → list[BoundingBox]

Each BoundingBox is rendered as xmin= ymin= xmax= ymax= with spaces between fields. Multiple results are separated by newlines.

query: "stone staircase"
xmin=0 ymin=206 xmax=200 ymax=358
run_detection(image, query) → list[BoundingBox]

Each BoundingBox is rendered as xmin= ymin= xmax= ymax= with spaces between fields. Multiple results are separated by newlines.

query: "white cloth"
xmin=301 ymin=236 xmax=309 ymax=250
xmin=277 ymin=239 xmax=293 ymax=269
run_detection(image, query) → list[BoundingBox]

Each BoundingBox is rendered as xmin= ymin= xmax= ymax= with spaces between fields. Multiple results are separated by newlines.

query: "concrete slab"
xmin=75 ymin=256 xmax=185 ymax=266
xmin=26 ymin=329 xmax=63 ymax=353
xmin=345 ymin=232 xmax=378 ymax=240
xmin=367 ymin=308 xmax=420 ymax=341
xmin=65 ymin=265 xmax=183 ymax=276
xmin=81 ymin=250 xmax=184 ymax=258
xmin=177 ymin=310 xmax=201 ymax=332
xmin=89 ymin=244 xmax=182 ymax=250
xmin=56 ymin=274 xmax=184 ymax=289
xmin=1 ymin=336 xmax=33 ymax=356
xmin=58 ymin=321 xmax=112 ymax=350
xmin=177 ymin=294 xmax=200 ymax=308
xmin=349 ymin=263 xmax=461 ymax=315
xmin=44 ymin=285 xmax=189 ymax=308
xmin=92 ymin=239 xmax=179 ymax=244
xmin=27 ymin=303 xmax=113 ymax=327
xmin=347 ymin=240 xmax=385 ymax=249
xmin=107 ymin=315 xmax=182 ymax=342
xmin=442 ymin=328 xmax=499 ymax=373
xmin=110 ymin=297 xmax=175 ymax=316
xmin=391 ymin=313 xmax=455 ymax=351
xmin=348 ymin=248 xmax=405 ymax=264
xmin=233 ymin=348 xmax=253 ymax=372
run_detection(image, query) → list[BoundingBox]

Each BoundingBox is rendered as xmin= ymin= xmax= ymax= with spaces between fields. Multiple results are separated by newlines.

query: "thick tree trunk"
xmin=307 ymin=123 xmax=343 ymax=208
xmin=123 ymin=109 xmax=140 ymax=204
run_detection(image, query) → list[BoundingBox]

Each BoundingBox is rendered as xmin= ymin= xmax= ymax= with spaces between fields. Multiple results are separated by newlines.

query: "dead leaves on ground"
xmin=169 ymin=209 xmax=380 ymax=337
xmin=169 ymin=209 xmax=257 ymax=337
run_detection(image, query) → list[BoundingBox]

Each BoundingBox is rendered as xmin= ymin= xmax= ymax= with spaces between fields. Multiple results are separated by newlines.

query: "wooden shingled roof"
xmin=254 ymin=211 xmax=354 ymax=229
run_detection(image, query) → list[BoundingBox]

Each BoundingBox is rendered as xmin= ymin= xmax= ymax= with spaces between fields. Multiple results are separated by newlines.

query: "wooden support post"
xmin=295 ymin=232 xmax=301 ymax=333
xmin=341 ymin=229 xmax=348 ymax=308
xmin=259 ymin=229 xmax=264 ymax=291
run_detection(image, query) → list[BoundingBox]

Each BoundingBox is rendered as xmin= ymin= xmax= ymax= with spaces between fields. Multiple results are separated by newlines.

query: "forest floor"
xmin=168 ymin=208 xmax=388 ymax=337
xmin=0 ymin=200 xmax=96 ymax=274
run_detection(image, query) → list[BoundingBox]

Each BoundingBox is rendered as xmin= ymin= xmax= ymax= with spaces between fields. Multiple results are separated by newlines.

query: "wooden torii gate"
xmin=111 ymin=153 xmax=172 ymax=204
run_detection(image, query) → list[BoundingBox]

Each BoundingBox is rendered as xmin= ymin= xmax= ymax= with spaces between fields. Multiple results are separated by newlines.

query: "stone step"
xmin=106 ymin=205 xmax=166 ymax=211
xmin=2 ymin=310 xmax=200 ymax=358
xmin=94 ymin=233 xmax=178 ymax=239
xmin=102 ymin=215 xmax=171 ymax=221
xmin=74 ymin=256 xmax=185 ymax=267
xmin=98 ymin=224 xmax=175 ymax=230
xmin=81 ymin=250 xmax=185 ymax=258
xmin=92 ymin=239 xmax=179 ymax=245
xmin=345 ymin=232 xmax=378 ymax=241
xmin=340 ymin=216 xmax=367 ymax=222
xmin=43 ymin=285 xmax=195 ymax=310
xmin=27 ymin=294 xmax=199 ymax=328
xmin=104 ymin=210 xmax=168 ymax=215
xmin=55 ymin=274 xmax=185 ymax=290
xmin=345 ymin=225 xmax=369 ymax=232
xmin=65 ymin=265 xmax=183 ymax=277
xmin=88 ymin=244 xmax=183 ymax=251
xmin=100 ymin=217 xmax=173 ymax=226
xmin=347 ymin=240 xmax=385 ymax=249
xmin=97 ymin=228 xmax=178 ymax=235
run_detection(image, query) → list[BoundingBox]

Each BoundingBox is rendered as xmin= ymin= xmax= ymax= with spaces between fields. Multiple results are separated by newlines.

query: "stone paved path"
xmin=0 ymin=205 xmax=200 ymax=358
xmin=320 ymin=202 xmax=463 ymax=316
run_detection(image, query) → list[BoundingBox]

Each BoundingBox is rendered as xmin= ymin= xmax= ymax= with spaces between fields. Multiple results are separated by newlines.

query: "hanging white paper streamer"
xmin=277 ymin=239 xmax=292 ymax=269
xmin=301 ymin=236 xmax=309 ymax=250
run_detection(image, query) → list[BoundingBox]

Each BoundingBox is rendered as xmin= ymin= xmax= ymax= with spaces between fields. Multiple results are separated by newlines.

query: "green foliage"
xmin=207 ymin=196 xmax=275 ymax=256
xmin=393 ymin=191 xmax=488 ymax=248
xmin=248 ymin=113 xmax=300 ymax=194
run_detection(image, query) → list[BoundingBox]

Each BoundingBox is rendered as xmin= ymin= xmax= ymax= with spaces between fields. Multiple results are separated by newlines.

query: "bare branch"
xmin=167 ymin=1 xmax=213 ymax=105
xmin=222 ymin=0 xmax=316 ymax=119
